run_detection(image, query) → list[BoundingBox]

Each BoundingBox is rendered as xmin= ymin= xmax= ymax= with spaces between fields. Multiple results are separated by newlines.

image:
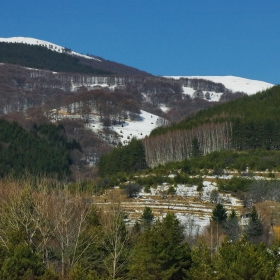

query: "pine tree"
xmin=140 ymin=207 xmax=154 ymax=226
xmin=128 ymin=213 xmax=191 ymax=279
xmin=191 ymin=136 xmax=200 ymax=157
xmin=0 ymin=243 xmax=47 ymax=279
xmin=224 ymin=210 xmax=240 ymax=241
xmin=215 ymin=236 xmax=276 ymax=279
xmin=246 ymin=206 xmax=263 ymax=242
xmin=212 ymin=203 xmax=227 ymax=225
xmin=187 ymin=242 xmax=217 ymax=280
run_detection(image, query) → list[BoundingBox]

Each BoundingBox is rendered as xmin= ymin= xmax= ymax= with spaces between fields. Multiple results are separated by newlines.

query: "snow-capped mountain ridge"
xmin=169 ymin=75 xmax=274 ymax=96
xmin=0 ymin=36 xmax=100 ymax=61
xmin=0 ymin=37 xmax=273 ymax=97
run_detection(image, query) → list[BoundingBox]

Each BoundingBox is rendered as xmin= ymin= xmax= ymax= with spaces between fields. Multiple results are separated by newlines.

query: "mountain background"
xmin=0 ymin=37 xmax=276 ymax=179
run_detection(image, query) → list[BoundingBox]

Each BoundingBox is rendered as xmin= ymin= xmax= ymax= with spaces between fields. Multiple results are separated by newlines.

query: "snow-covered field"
xmin=148 ymin=180 xmax=242 ymax=206
xmin=169 ymin=75 xmax=274 ymax=95
xmin=87 ymin=110 xmax=163 ymax=144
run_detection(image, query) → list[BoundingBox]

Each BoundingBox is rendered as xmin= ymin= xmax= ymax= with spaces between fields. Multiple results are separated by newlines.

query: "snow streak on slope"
xmin=0 ymin=37 xmax=100 ymax=61
xmin=111 ymin=110 xmax=162 ymax=143
xmin=170 ymin=75 xmax=274 ymax=95
xmin=181 ymin=87 xmax=223 ymax=102
xmin=87 ymin=110 xmax=163 ymax=145
xmin=53 ymin=108 xmax=165 ymax=146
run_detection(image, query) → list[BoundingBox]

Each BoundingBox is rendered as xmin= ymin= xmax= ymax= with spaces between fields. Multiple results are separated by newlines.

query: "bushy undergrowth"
xmin=0 ymin=177 xmax=279 ymax=279
xmin=150 ymin=149 xmax=280 ymax=175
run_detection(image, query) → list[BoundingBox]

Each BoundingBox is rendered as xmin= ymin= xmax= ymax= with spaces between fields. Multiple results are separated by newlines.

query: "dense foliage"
xmin=151 ymin=85 xmax=280 ymax=136
xmin=183 ymin=149 xmax=280 ymax=172
xmin=128 ymin=212 xmax=191 ymax=279
xmin=0 ymin=42 xmax=111 ymax=75
xmin=0 ymin=119 xmax=78 ymax=178
xmin=189 ymin=237 xmax=278 ymax=280
xmin=150 ymin=85 xmax=280 ymax=151
xmin=141 ymin=148 xmax=280 ymax=179
xmin=98 ymin=138 xmax=147 ymax=177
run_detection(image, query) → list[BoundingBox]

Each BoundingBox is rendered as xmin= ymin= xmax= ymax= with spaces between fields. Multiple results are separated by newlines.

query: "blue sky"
xmin=1 ymin=1 xmax=280 ymax=84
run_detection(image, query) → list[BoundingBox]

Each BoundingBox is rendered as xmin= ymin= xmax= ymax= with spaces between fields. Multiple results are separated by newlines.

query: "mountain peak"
xmin=0 ymin=36 xmax=100 ymax=61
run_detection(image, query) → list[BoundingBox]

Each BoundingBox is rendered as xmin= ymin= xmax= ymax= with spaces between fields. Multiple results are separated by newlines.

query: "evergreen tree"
xmin=140 ymin=207 xmax=154 ymax=229
xmin=187 ymin=242 xmax=217 ymax=280
xmin=128 ymin=213 xmax=191 ymax=279
xmin=0 ymin=243 xmax=48 ymax=280
xmin=212 ymin=203 xmax=227 ymax=225
xmin=246 ymin=206 xmax=263 ymax=242
xmin=223 ymin=210 xmax=240 ymax=241
xmin=191 ymin=136 xmax=200 ymax=157
xmin=0 ymin=119 xmax=77 ymax=178
xmin=0 ymin=42 xmax=111 ymax=75
xmin=98 ymin=138 xmax=147 ymax=177
xmin=215 ymin=236 xmax=276 ymax=279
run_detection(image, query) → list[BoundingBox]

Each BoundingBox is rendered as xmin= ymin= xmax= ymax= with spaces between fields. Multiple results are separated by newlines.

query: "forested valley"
xmin=1 ymin=41 xmax=280 ymax=279
xmin=0 ymin=83 xmax=275 ymax=279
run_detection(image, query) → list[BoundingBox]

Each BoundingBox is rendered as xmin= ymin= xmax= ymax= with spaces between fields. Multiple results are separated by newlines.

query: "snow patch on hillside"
xmin=182 ymin=87 xmax=223 ymax=101
xmin=51 ymin=108 xmax=164 ymax=146
xmin=139 ymin=179 xmax=244 ymax=233
xmin=170 ymin=75 xmax=274 ymax=95
xmin=177 ymin=213 xmax=210 ymax=234
xmin=89 ymin=110 xmax=163 ymax=145
xmin=0 ymin=37 xmax=100 ymax=61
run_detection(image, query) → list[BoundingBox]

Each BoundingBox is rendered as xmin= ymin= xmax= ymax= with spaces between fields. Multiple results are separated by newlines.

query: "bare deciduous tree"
xmin=101 ymin=204 xmax=132 ymax=280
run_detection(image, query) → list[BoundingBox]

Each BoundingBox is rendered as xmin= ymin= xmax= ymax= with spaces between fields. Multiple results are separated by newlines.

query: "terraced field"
xmin=93 ymin=180 xmax=244 ymax=233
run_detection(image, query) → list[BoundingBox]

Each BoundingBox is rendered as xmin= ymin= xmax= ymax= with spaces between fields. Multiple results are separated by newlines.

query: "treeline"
xmin=0 ymin=119 xmax=79 ymax=178
xmin=151 ymin=85 xmax=280 ymax=137
xmin=0 ymin=42 xmax=111 ymax=75
xmin=144 ymin=122 xmax=231 ymax=167
xmin=140 ymin=85 xmax=280 ymax=167
xmin=0 ymin=179 xmax=280 ymax=279
xmin=144 ymin=119 xmax=280 ymax=167
xmin=151 ymin=149 xmax=280 ymax=193
xmin=53 ymin=88 xmax=142 ymax=126
xmin=116 ymin=86 xmax=280 ymax=170
xmin=98 ymin=146 xmax=280 ymax=191
xmin=182 ymin=149 xmax=280 ymax=173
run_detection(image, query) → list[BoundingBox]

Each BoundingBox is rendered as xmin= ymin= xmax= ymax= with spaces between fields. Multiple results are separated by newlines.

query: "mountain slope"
xmin=168 ymin=76 xmax=274 ymax=97
xmin=0 ymin=36 xmax=99 ymax=60
xmin=0 ymin=120 xmax=76 ymax=178
xmin=0 ymin=36 xmax=276 ymax=175
xmin=101 ymin=85 xmax=280 ymax=173
xmin=0 ymin=37 xmax=152 ymax=76
xmin=143 ymin=85 xmax=280 ymax=167
xmin=0 ymin=41 xmax=111 ymax=75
